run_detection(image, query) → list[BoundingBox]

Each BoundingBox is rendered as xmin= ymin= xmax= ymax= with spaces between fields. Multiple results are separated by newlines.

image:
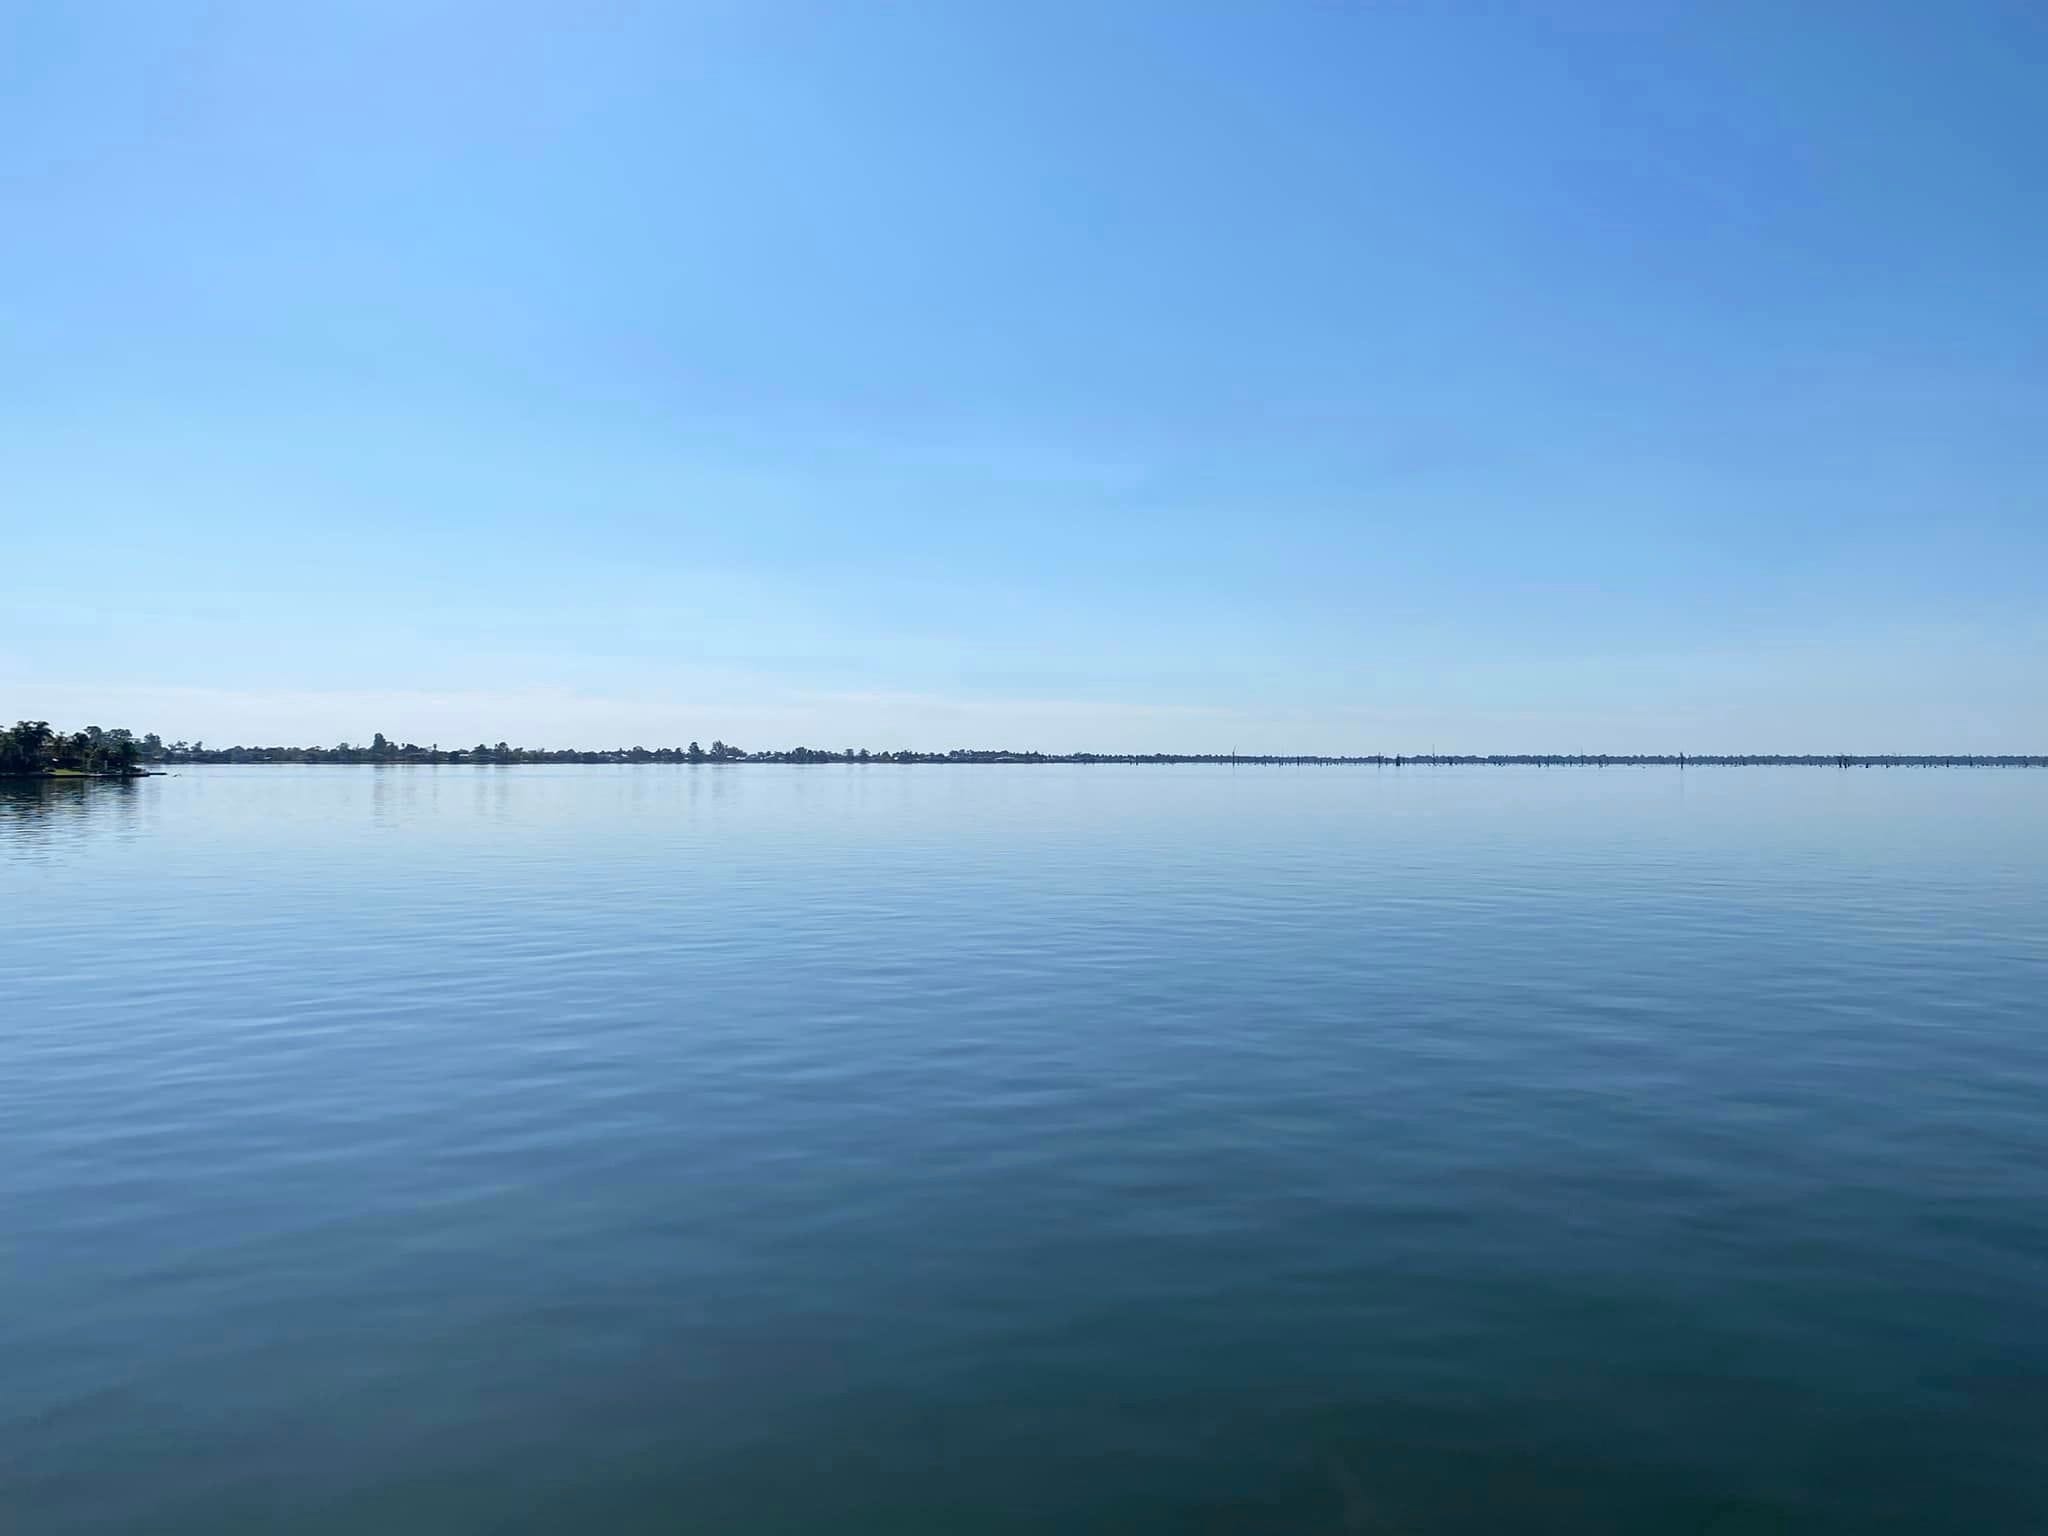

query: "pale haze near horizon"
xmin=4 ymin=2 xmax=2044 ymax=754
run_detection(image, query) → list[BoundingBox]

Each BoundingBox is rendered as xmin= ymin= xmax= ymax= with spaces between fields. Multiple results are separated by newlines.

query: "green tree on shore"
xmin=0 ymin=720 xmax=139 ymax=774
xmin=1 ymin=720 xmax=55 ymax=772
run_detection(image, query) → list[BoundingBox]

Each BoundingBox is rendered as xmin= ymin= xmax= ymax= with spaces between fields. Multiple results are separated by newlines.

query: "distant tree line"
xmin=7 ymin=722 xmax=2045 ymax=771
xmin=0 ymin=721 xmax=144 ymax=776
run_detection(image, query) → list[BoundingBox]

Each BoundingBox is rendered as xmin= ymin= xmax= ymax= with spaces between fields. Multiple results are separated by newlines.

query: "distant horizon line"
xmin=78 ymin=744 xmax=2048 ymax=769
xmin=11 ymin=724 xmax=2045 ymax=768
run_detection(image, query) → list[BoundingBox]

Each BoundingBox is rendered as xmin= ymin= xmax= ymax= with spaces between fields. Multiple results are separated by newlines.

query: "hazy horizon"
xmin=7 ymin=3 xmax=2044 ymax=749
xmin=11 ymin=704 xmax=2042 ymax=762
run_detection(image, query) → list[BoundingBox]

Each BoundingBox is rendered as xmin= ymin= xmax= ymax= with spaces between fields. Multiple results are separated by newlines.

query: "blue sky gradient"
xmin=5 ymin=1 xmax=2044 ymax=750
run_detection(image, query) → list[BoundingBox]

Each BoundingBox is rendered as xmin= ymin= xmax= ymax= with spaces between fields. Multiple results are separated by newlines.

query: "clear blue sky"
xmin=5 ymin=1 xmax=2044 ymax=751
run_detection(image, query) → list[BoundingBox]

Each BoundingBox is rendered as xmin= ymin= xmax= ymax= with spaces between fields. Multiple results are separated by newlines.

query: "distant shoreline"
xmin=120 ymin=753 xmax=2048 ymax=769
xmin=10 ymin=725 xmax=2043 ymax=771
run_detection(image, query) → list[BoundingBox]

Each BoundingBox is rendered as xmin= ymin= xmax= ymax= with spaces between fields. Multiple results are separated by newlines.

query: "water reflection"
xmin=0 ymin=776 xmax=141 ymax=858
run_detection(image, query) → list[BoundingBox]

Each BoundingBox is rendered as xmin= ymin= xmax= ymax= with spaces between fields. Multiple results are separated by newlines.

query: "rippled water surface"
xmin=4 ymin=765 xmax=2045 ymax=1533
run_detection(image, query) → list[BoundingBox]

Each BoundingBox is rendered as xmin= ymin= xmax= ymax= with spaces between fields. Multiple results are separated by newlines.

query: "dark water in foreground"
xmin=4 ymin=765 xmax=2045 ymax=1534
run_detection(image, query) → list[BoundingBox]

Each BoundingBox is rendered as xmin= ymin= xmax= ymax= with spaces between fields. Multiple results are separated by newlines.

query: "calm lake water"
xmin=4 ymin=765 xmax=2045 ymax=1534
